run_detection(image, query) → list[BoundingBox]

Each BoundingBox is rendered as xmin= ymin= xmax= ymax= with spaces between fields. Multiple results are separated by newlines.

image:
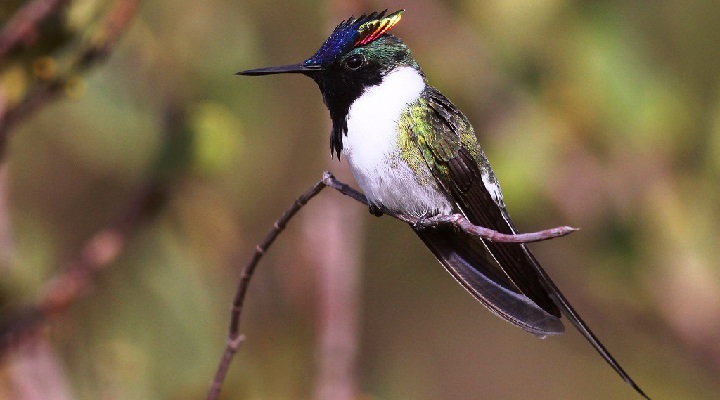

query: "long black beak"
xmin=236 ymin=63 xmax=322 ymax=76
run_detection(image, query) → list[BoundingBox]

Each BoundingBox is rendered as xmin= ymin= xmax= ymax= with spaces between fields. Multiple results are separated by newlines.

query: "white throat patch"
xmin=343 ymin=65 xmax=425 ymax=163
xmin=342 ymin=66 xmax=453 ymax=216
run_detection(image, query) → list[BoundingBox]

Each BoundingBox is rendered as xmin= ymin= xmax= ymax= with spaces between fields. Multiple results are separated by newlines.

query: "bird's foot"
xmin=368 ymin=203 xmax=384 ymax=217
xmin=412 ymin=214 xmax=457 ymax=230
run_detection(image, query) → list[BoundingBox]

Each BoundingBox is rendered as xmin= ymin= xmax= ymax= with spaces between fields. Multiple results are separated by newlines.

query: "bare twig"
xmin=207 ymin=171 xmax=577 ymax=400
xmin=322 ymin=171 xmax=577 ymax=241
xmin=207 ymin=178 xmax=328 ymax=400
xmin=413 ymin=214 xmax=577 ymax=243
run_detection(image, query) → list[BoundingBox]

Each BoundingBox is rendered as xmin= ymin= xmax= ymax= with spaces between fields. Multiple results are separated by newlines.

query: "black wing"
xmin=414 ymin=227 xmax=565 ymax=337
xmin=399 ymin=87 xmax=562 ymax=334
xmin=405 ymin=86 xmax=650 ymax=399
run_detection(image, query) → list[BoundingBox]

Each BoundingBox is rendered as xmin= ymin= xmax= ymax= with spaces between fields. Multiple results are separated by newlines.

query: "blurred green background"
xmin=1 ymin=0 xmax=720 ymax=399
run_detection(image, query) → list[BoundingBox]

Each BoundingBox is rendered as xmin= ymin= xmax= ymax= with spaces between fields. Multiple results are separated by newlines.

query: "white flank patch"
xmin=481 ymin=173 xmax=503 ymax=207
xmin=343 ymin=66 xmax=453 ymax=217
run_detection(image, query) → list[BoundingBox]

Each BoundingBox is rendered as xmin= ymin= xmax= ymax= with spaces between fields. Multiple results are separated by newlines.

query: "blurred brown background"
xmin=1 ymin=0 xmax=719 ymax=399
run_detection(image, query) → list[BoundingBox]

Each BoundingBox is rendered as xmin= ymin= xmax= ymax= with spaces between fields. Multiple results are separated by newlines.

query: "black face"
xmin=310 ymin=35 xmax=413 ymax=158
xmin=314 ymin=51 xmax=383 ymax=158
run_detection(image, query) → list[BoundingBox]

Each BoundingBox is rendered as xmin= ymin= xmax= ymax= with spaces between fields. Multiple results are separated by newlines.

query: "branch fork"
xmin=207 ymin=171 xmax=578 ymax=400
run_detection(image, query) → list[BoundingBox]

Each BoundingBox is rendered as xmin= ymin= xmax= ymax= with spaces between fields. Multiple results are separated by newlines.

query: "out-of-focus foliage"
xmin=1 ymin=0 xmax=719 ymax=399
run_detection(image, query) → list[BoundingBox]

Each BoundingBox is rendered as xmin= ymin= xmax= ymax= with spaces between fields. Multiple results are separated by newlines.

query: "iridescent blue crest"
xmin=303 ymin=9 xmax=404 ymax=67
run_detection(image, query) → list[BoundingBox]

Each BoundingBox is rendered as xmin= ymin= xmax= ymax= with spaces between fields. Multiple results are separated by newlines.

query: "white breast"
xmin=343 ymin=66 xmax=453 ymax=217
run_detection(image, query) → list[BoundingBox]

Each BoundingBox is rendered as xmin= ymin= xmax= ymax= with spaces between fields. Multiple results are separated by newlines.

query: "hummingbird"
xmin=238 ymin=10 xmax=649 ymax=399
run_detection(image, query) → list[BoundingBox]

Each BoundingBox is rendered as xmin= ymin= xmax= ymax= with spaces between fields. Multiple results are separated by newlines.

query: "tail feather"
xmin=519 ymin=246 xmax=652 ymax=399
xmin=416 ymin=225 xmax=651 ymax=399
xmin=414 ymin=227 xmax=564 ymax=337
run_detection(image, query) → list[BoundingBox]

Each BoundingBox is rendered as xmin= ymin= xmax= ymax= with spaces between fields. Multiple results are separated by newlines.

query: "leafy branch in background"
xmin=0 ymin=0 xmax=150 ymax=354
xmin=206 ymin=171 xmax=577 ymax=400
xmin=0 ymin=0 xmax=139 ymax=154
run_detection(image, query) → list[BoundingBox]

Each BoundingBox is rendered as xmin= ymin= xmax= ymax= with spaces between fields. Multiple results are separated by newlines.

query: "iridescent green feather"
xmin=398 ymin=86 xmax=485 ymax=186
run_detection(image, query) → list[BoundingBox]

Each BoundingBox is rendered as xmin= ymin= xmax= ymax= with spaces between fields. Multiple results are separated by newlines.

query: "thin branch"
xmin=0 ymin=0 xmax=140 ymax=155
xmin=207 ymin=178 xmax=328 ymax=400
xmin=414 ymin=214 xmax=577 ymax=243
xmin=322 ymin=171 xmax=577 ymax=242
xmin=207 ymin=171 xmax=577 ymax=400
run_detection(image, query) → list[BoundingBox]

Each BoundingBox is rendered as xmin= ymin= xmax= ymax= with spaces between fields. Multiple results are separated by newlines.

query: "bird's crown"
xmin=303 ymin=9 xmax=403 ymax=67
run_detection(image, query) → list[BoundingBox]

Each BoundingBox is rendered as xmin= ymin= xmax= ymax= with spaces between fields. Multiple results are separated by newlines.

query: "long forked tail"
xmin=415 ymin=226 xmax=651 ymax=399
xmin=414 ymin=228 xmax=565 ymax=337
xmin=520 ymin=246 xmax=652 ymax=399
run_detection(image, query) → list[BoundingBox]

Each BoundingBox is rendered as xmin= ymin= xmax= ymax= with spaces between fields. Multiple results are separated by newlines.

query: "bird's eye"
xmin=346 ymin=54 xmax=364 ymax=70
